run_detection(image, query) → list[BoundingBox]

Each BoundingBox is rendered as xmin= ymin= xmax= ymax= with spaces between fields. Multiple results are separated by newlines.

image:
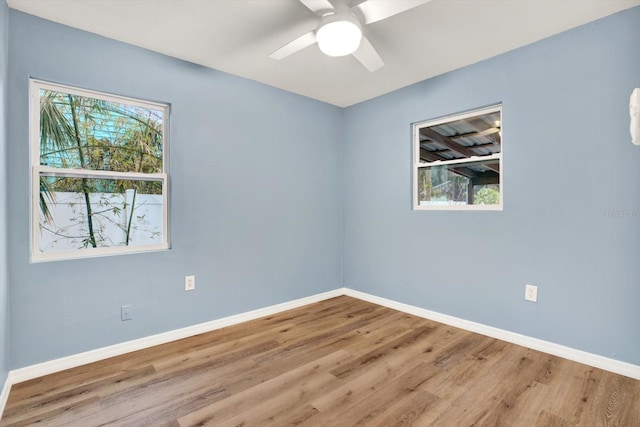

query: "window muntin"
xmin=31 ymin=80 xmax=169 ymax=261
xmin=413 ymin=105 xmax=502 ymax=210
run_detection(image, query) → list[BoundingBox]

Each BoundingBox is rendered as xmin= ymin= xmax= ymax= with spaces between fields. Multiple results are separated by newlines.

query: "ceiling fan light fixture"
xmin=316 ymin=17 xmax=362 ymax=57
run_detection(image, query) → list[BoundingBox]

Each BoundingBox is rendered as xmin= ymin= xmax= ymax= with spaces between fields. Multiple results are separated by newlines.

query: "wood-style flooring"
xmin=2 ymin=296 xmax=640 ymax=426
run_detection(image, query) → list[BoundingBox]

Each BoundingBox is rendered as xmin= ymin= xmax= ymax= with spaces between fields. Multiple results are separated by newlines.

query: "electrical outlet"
xmin=525 ymin=284 xmax=538 ymax=303
xmin=185 ymin=275 xmax=195 ymax=291
xmin=121 ymin=305 xmax=132 ymax=321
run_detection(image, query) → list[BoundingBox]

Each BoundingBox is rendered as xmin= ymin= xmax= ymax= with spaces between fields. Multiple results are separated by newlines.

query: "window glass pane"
xmin=417 ymin=158 xmax=500 ymax=206
xmin=38 ymin=175 xmax=164 ymax=253
xmin=39 ymin=89 xmax=164 ymax=173
xmin=418 ymin=110 xmax=501 ymax=163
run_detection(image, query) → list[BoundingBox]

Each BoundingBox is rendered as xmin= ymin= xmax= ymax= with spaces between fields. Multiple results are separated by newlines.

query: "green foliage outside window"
xmin=38 ymin=87 xmax=165 ymax=250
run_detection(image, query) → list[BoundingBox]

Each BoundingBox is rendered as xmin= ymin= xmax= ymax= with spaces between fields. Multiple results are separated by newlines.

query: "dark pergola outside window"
xmin=413 ymin=105 xmax=502 ymax=210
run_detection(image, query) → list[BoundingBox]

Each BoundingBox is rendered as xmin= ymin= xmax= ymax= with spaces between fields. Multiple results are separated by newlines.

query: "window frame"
xmin=30 ymin=79 xmax=170 ymax=262
xmin=412 ymin=104 xmax=503 ymax=211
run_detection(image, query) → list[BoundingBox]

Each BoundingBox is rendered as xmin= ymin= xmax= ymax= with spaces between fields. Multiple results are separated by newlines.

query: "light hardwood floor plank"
xmin=2 ymin=296 xmax=639 ymax=427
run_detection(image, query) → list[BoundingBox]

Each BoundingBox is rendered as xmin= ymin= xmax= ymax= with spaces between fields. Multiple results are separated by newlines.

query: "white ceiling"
xmin=7 ymin=0 xmax=639 ymax=107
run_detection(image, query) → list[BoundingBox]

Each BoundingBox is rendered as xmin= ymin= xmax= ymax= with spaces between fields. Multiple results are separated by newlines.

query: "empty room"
xmin=1 ymin=0 xmax=640 ymax=425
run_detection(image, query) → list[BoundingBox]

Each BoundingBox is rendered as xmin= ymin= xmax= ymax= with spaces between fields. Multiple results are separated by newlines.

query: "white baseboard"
xmin=344 ymin=288 xmax=640 ymax=380
xmin=0 ymin=373 xmax=11 ymax=420
xmin=8 ymin=288 xmax=345 ymax=385
xmin=3 ymin=286 xmax=639 ymax=421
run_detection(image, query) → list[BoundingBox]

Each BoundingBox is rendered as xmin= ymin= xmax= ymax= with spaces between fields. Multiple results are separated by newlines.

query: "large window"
xmin=30 ymin=80 xmax=169 ymax=261
xmin=413 ymin=104 xmax=502 ymax=210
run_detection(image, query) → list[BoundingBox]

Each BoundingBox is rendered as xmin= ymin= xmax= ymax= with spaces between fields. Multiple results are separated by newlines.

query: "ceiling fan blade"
xmin=269 ymin=31 xmax=317 ymax=60
xmin=352 ymin=35 xmax=384 ymax=72
xmin=356 ymin=0 xmax=431 ymax=25
xmin=299 ymin=0 xmax=335 ymax=15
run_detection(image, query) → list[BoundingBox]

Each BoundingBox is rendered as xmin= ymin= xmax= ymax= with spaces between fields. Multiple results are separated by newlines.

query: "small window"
xmin=30 ymin=79 xmax=170 ymax=261
xmin=413 ymin=104 xmax=502 ymax=210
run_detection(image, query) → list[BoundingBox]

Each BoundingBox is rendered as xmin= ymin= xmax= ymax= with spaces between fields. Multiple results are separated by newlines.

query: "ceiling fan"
xmin=269 ymin=0 xmax=431 ymax=72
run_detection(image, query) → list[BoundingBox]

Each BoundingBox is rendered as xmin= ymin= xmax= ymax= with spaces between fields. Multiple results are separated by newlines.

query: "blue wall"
xmin=7 ymin=11 xmax=343 ymax=367
xmin=0 ymin=0 xmax=9 ymax=388
xmin=343 ymin=6 xmax=640 ymax=365
xmin=5 ymin=5 xmax=640 ymax=371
